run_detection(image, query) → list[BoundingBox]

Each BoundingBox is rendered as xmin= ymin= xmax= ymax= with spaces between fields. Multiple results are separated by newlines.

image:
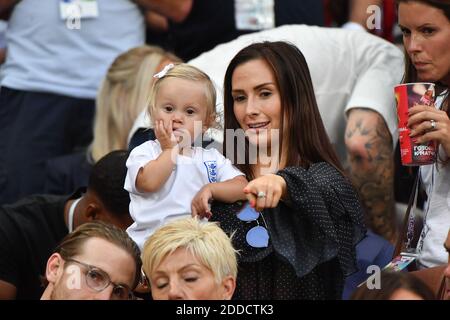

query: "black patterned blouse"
xmin=210 ymin=162 xmax=366 ymax=300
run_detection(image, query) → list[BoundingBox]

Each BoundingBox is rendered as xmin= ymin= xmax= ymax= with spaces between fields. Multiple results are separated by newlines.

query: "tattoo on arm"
xmin=346 ymin=109 xmax=396 ymax=242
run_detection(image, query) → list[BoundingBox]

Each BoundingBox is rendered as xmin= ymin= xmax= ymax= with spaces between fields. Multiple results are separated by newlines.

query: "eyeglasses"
xmin=236 ymin=202 xmax=269 ymax=248
xmin=64 ymin=258 xmax=135 ymax=300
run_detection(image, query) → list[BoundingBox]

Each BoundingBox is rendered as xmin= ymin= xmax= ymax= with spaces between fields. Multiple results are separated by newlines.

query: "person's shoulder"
xmin=307 ymin=162 xmax=340 ymax=178
xmin=0 ymin=195 xmax=67 ymax=234
xmin=307 ymin=162 xmax=352 ymax=190
xmin=139 ymin=139 xmax=159 ymax=149
xmin=348 ymin=29 xmax=403 ymax=57
xmin=130 ymin=140 xmax=160 ymax=155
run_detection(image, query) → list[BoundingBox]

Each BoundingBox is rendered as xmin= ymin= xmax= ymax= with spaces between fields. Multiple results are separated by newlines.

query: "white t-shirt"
xmin=417 ymin=91 xmax=450 ymax=268
xmin=188 ymin=25 xmax=404 ymax=164
xmin=125 ymin=140 xmax=244 ymax=249
xmin=0 ymin=0 xmax=144 ymax=99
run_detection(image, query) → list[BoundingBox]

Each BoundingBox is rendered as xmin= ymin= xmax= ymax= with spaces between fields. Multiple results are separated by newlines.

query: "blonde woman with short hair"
xmin=142 ymin=217 xmax=237 ymax=300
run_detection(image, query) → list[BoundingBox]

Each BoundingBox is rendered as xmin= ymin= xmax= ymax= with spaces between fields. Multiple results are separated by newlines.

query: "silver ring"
xmin=257 ymin=191 xmax=266 ymax=199
xmin=430 ymin=119 xmax=437 ymax=130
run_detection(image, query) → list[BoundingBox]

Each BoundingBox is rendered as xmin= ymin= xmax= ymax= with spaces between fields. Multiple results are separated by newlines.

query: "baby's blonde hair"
xmin=142 ymin=218 xmax=238 ymax=284
xmin=148 ymin=63 xmax=219 ymax=129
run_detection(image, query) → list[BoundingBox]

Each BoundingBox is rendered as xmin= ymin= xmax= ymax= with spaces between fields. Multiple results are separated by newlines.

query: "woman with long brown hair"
xmin=209 ymin=41 xmax=366 ymax=299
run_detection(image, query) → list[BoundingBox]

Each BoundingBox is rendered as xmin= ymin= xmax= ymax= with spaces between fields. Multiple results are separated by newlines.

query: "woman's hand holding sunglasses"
xmin=243 ymin=174 xmax=287 ymax=212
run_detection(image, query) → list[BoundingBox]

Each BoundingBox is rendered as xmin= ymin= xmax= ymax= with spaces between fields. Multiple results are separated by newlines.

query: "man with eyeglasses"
xmin=41 ymin=222 xmax=141 ymax=300
xmin=0 ymin=150 xmax=133 ymax=299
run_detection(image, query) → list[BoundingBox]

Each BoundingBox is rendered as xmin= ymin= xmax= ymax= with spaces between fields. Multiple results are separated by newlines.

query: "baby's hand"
xmin=191 ymin=185 xmax=213 ymax=219
xmin=155 ymin=120 xmax=177 ymax=150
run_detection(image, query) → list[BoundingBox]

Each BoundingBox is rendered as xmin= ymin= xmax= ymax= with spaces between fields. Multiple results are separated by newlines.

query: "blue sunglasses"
xmin=236 ymin=203 xmax=270 ymax=248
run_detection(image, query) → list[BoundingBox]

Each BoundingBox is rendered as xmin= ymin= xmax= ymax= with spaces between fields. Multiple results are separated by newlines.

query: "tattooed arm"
xmin=345 ymin=108 xmax=397 ymax=243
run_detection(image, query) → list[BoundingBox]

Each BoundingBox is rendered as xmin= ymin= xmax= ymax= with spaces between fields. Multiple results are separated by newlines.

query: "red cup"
xmin=395 ymin=82 xmax=436 ymax=166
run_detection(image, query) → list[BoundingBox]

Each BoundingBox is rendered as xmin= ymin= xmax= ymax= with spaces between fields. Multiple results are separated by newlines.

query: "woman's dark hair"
xmin=396 ymin=0 xmax=449 ymax=20
xmin=351 ymin=270 xmax=436 ymax=300
xmin=223 ymin=41 xmax=344 ymax=179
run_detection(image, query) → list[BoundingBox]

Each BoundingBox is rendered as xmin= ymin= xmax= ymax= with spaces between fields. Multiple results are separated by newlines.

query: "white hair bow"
xmin=153 ymin=63 xmax=175 ymax=79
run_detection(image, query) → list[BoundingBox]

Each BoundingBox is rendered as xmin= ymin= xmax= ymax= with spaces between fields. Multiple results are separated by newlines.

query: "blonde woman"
xmin=44 ymin=45 xmax=181 ymax=195
xmin=141 ymin=217 xmax=237 ymax=300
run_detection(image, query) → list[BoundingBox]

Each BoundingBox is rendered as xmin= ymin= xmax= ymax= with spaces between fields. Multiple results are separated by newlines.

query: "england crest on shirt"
xmin=204 ymin=161 xmax=218 ymax=183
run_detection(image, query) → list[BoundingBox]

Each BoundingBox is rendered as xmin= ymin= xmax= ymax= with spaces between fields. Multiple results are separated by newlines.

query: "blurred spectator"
xmin=0 ymin=0 xmax=145 ymax=205
xmin=41 ymin=222 xmax=141 ymax=300
xmin=145 ymin=0 xmax=325 ymax=61
xmin=0 ymin=150 xmax=131 ymax=300
xmin=44 ymin=45 xmax=180 ymax=196
xmin=142 ymin=217 xmax=237 ymax=300
xmin=325 ymin=0 xmax=418 ymax=228
xmin=351 ymin=270 xmax=436 ymax=300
